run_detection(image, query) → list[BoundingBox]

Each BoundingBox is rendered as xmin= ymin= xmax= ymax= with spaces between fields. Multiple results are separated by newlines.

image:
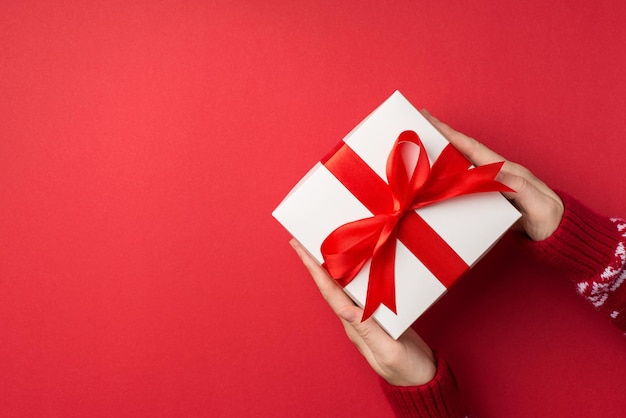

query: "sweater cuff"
xmin=380 ymin=352 xmax=469 ymax=418
xmin=524 ymin=192 xmax=621 ymax=284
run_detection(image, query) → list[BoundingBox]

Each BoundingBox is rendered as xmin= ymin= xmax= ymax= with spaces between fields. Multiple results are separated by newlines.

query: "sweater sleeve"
xmin=380 ymin=351 xmax=470 ymax=418
xmin=525 ymin=193 xmax=626 ymax=330
xmin=381 ymin=193 xmax=625 ymax=417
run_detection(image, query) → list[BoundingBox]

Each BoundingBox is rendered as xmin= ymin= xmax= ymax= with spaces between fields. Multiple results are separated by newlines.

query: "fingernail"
xmin=421 ymin=108 xmax=431 ymax=116
xmin=289 ymin=238 xmax=298 ymax=249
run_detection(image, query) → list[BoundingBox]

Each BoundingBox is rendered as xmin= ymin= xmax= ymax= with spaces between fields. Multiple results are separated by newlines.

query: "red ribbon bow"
xmin=321 ymin=130 xmax=513 ymax=320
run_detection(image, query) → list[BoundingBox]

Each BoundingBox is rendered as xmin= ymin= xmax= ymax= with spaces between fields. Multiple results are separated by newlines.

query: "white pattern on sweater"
xmin=576 ymin=219 xmax=626 ymax=311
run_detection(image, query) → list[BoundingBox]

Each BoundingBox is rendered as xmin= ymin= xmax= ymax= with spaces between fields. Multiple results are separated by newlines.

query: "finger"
xmin=499 ymin=161 xmax=561 ymax=202
xmin=497 ymin=166 xmax=561 ymax=209
xmin=290 ymin=239 xmax=356 ymax=314
xmin=421 ymin=109 xmax=507 ymax=166
xmin=420 ymin=110 xmax=561 ymax=206
xmin=289 ymin=240 xmax=382 ymax=363
xmin=495 ymin=170 xmax=537 ymax=209
xmin=337 ymin=306 xmax=371 ymax=352
xmin=496 ymin=169 xmax=559 ymax=224
xmin=495 ymin=170 xmax=563 ymax=240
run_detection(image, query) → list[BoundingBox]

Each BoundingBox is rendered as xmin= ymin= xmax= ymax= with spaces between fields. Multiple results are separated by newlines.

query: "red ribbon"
xmin=321 ymin=130 xmax=513 ymax=320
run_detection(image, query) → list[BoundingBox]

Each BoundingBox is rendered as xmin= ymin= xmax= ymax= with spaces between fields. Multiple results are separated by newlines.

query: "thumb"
xmin=495 ymin=170 xmax=563 ymax=241
xmin=496 ymin=170 xmax=542 ymax=214
xmin=337 ymin=306 xmax=393 ymax=348
xmin=337 ymin=306 xmax=360 ymax=323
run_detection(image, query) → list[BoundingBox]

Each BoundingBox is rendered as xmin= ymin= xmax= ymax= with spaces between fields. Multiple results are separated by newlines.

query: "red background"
xmin=2 ymin=1 xmax=626 ymax=417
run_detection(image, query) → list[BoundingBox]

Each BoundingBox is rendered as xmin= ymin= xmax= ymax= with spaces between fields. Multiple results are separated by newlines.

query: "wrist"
xmin=525 ymin=192 xmax=620 ymax=283
xmin=391 ymin=333 xmax=436 ymax=386
xmin=385 ymin=357 xmax=437 ymax=387
xmin=380 ymin=351 xmax=470 ymax=417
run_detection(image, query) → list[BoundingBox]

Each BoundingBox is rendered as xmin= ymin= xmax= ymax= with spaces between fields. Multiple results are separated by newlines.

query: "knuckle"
xmin=355 ymin=323 xmax=371 ymax=339
xmin=513 ymin=176 xmax=530 ymax=194
xmin=507 ymin=162 xmax=533 ymax=178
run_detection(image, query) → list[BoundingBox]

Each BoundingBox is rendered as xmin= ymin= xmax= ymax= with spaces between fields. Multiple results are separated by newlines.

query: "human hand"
xmin=290 ymin=238 xmax=436 ymax=386
xmin=422 ymin=110 xmax=564 ymax=241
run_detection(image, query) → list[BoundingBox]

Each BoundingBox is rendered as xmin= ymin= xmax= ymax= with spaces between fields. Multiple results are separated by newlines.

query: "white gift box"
xmin=273 ymin=91 xmax=521 ymax=339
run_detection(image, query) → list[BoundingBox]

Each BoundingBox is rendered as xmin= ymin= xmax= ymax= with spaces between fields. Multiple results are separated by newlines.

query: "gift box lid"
xmin=273 ymin=91 xmax=521 ymax=339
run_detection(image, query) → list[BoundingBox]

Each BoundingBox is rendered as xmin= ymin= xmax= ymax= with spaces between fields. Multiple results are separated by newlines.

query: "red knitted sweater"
xmin=381 ymin=193 xmax=626 ymax=417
